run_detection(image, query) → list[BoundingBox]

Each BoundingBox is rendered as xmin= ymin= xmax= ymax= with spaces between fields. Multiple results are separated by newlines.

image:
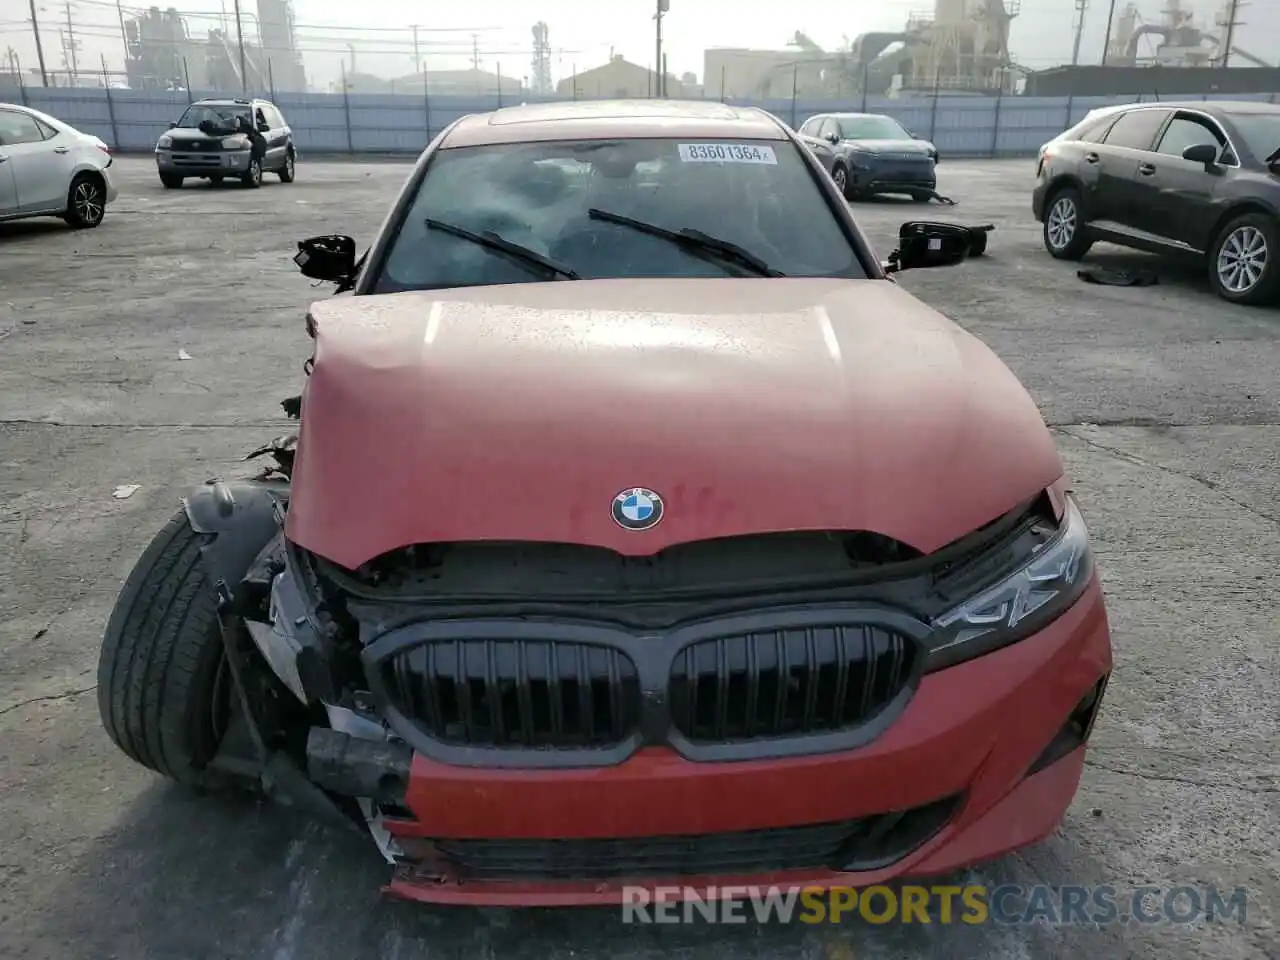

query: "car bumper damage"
xmin=199 ymin=464 xmax=1113 ymax=907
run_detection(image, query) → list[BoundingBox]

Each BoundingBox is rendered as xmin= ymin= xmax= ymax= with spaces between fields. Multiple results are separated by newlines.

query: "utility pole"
xmin=28 ymin=0 xmax=48 ymax=86
xmin=1100 ymin=0 xmax=1118 ymax=65
xmin=116 ymin=0 xmax=129 ymax=67
xmin=1220 ymin=0 xmax=1242 ymax=68
xmin=1070 ymin=0 xmax=1089 ymax=67
xmin=471 ymin=34 xmax=479 ymax=70
xmin=412 ymin=24 xmax=420 ymax=72
xmin=63 ymin=1 xmax=80 ymax=83
xmin=653 ymin=0 xmax=669 ymax=97
xmin=232 ymin=0 xmax=247 ymax=92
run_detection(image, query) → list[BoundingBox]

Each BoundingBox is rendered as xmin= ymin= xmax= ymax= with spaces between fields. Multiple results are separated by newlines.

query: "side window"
xmin=1102 ymin=109 xmax=1172 ymax=151
xmin=271 ymin=106 xmax=287 ymax=128
xmin=1073 ymin=114 xmax=1118 ymax=143
xmin=254 ymin=106 xmax=269 ymax=129
xmin=799 ymin=118 xmax=819 ymax=136
xmin=0 ymin=111 xmax=48 ymax=146
xmin=34 ymin=118 xmax=57 ymax=139
xmin=819 ymin=119 xmax=840 ymax=140
xmin=1156 ymin=115 xmax=1224 ymax=159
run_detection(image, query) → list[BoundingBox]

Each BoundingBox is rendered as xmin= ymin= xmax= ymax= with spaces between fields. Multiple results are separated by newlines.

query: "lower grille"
xmin=429 ymin=795 xmax=960 ymax=881
xmin=669 ymin=625 xmax=916 ymax=742
xmin=382 ymin=640 xmax=641 ymax=748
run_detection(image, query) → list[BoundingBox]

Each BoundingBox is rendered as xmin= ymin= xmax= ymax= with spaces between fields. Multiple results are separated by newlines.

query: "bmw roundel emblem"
xmin=612 ymin=487 xmax=664 ymax=531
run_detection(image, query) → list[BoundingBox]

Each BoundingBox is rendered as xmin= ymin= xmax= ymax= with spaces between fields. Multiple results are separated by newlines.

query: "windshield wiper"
xmin=424 ymin=217 xmax=580 ymax=280
xmin=1266 ymin=146 xmax=1280 ymax=165
xmin=587 ymin=208 xmax=784 ymax=277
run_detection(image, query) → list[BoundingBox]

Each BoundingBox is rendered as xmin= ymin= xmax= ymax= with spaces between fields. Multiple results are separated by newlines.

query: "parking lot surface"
xmin=1 ymin=157 xmax=1277 ymax=960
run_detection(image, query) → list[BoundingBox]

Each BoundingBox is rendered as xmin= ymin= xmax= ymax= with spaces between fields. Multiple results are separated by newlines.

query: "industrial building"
xmin=123 ymin=1 xmax=306 ymax=92
xmin=1026 ymin=0 xmax=1274 ymax=96
xmin=389 ymin=69 xmax=524 ymax=97
xmin=701 ymin=0 xmax=1023 ymax=101
xmin=557 ymin=55 xmax=685 ymax=99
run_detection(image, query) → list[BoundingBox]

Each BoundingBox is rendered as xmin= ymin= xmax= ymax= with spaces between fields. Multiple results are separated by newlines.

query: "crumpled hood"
xmin=845 ymin=139 xmax=934 ymax=156
xmin=286 ymin=278 xmax=1062 ymax=569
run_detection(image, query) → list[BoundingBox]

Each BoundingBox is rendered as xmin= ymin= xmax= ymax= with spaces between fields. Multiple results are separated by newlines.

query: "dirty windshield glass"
xmin=837 ymin=116 xmax=912 ymax=140
xmin=177 ymin=103 xmax=251 ymax=131
xmin=371 ymin=137 xmax=863 ymax=292
xmin=1225 ymin=112 xmax=1280 ymax=163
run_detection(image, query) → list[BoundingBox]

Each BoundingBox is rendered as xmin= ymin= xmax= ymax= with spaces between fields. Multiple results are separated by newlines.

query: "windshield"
xmin=176 ymin=103 xmax=250 ymax=131
xmin=1225 ymin=112 xmax=1280 ymax=164
xmin=371 ymin=137 xmax=864 ymax=292
xmin=838 ymin=116 xmax=911 ymax=141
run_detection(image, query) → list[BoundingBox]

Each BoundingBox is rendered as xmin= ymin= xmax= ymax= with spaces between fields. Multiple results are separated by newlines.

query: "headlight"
xmin=924 ymin=496 xmax=1093 ymax=672
xmin=221 ymin=134 xmax=250 ymax=149
xmin=157 ymin=135 xmax=172 ymax=149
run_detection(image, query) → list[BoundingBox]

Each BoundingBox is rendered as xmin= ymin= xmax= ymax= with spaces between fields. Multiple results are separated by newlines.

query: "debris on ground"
xmin=112 ymin=484 xmax=141 ymax=500
xmin=1077 ymin=266 xmax=1159 ymax=287
xmin=178 ymin=348 xmax=193 ymax=360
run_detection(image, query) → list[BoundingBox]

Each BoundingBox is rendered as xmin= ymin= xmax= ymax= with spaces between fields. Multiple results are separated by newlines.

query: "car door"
xmin=261 ymin=104 xmax=288 ymax=169
xmin=0 ymin=150 xmax=18 ymax=215
xmin=797 ymin=117 xmax=835 ymax=172
xmin=1143 ymin=112 xmax=1232 ymax=252
xmin=1092 ymin=107 xmax=1172 ymax=232
xmin=0 ymin=109 xmax=75 ymax=213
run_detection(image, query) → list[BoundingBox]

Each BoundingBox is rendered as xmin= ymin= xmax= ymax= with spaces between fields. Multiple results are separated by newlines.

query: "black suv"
xmin=1033 ymin=100 xmax=1280 ymax=305
xmin=155 ymin=97 xmax=295 ymax=189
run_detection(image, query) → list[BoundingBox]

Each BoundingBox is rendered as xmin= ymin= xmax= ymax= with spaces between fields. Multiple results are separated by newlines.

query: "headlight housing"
xmin=924 ymin=496 xmax=1093 ymax=672
xmin=157 ymin=135 xmax=172 ymax=149
xmin=221 ymin=134 xmax=250 ymax=149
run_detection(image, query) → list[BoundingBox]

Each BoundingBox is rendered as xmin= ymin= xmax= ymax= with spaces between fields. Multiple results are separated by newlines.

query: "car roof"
xmin=193 ymin=98 xmax=266 ymax=106
xmin=441 ymin=99 xmax=787 ymax=148
xmin=1086 ymin=99 xmax=1279 ymax=117
xmin=823 ymin=112 xmax=893 ymax=120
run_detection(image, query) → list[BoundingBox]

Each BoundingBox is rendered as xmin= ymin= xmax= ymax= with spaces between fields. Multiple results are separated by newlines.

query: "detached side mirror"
xmin=294 ymin=234 xmax=357 ymax=283
xmin=1181 ymin=143 xmax=1220 ymax=168
xmin=886 ymin=221 xmax=984 ymax=273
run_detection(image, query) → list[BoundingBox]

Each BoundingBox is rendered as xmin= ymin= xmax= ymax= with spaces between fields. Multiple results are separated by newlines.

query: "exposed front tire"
xmin=279 ymin=150 xmax=296 ymax=183
xmin=241 ymin=156 xmax=263 ymax=189
xmin=97 ymin=510 xmax=238 ymax=788
xmin=63 ymin=173 xmax=106 ymax=228
xmin=1043 ymin=185 xmax=1092 ymax=261
xmin=159 ymin=173 xmax=184 ymax=189
xmin=1208 ymin=213 xmax=1280 ymax=306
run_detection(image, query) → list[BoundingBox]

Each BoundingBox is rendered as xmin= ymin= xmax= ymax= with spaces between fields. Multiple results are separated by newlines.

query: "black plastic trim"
xmin=360 ymin=604 xmax=928 ymax=769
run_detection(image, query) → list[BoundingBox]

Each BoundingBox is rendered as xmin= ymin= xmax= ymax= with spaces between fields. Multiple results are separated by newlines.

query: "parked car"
xmin=0 ymin=102 xmax=116 ymax=228
xmin=798 ymin=112 xmax=938 ymax=201
xmin=97 ymin=99 xmax=1111 ymax=907
xmin=154 ymin=96 xmax=295 ymax=189
xmin=1034 ymin=99 xmax=1280 ymax=305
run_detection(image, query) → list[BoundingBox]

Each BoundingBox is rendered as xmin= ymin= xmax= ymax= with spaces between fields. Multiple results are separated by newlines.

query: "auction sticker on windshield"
xmin=678 ymin=143 xmax=777 ymax=164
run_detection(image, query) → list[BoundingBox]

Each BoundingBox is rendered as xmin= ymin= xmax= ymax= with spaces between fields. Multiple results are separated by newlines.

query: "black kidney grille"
xmin=429 ymin=794 xmax=959 ymax=881
xmin=383 ymin=640 xmax=641 ymax=748
xmin=669 ymin=625 xmax=915 ymax=742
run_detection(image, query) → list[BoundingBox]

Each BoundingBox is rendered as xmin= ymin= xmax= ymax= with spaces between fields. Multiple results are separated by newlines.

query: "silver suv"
xmin=154 ymin=97 xmax=295 ymax=189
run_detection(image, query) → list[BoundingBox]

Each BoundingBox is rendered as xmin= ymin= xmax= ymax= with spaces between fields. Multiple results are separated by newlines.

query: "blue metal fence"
xmin=2 ymin=84 xmax=1277 ymax=159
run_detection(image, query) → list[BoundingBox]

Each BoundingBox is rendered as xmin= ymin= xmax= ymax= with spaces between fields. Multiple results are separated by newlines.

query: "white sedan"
xmin=0 ymin=102 xmax=118 ymax=228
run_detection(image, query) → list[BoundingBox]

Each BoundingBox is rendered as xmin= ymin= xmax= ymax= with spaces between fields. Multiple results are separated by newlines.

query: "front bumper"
xmin=850 ymin=161 xmax=936 ymax=195
xmin=156 ymin=148 xmax=251 ymax=175
xmin=370 ymin=576 xmax=1111 ymax=905
xmin=1032 ymin=180 xmax=1051 ymax=222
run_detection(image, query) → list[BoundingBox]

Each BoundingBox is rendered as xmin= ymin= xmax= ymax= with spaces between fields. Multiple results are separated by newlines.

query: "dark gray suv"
xmin=155 ymin=97 xmax=295 ymax=189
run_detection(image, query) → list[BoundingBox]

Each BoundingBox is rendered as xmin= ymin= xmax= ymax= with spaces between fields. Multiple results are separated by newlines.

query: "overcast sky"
xmin=1 ymin=0 xmax=1275 ymax=88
